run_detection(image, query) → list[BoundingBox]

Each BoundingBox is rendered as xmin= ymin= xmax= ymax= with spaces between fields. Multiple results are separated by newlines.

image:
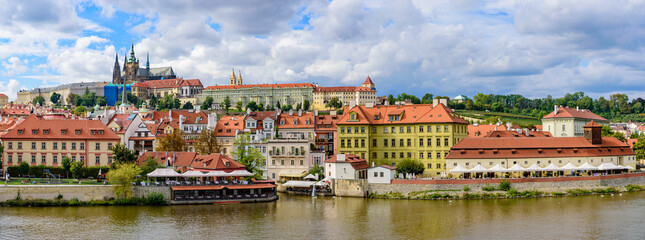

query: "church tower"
xmin=237 ymin=70 xmax=243 ymax=85
xmin=230 ymin=69 xmax=237 ymax=85
xmin=362 ymin=76 xmax=376 ymax=90
xmin=112 ymin=53 xmax=121 ymax=84
xmin=124 ymin=42 xmax=140 ymax=84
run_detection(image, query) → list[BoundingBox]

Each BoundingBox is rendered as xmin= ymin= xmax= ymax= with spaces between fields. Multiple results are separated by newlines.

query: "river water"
xmin=1 ymin=192 xmax=644 ymax=239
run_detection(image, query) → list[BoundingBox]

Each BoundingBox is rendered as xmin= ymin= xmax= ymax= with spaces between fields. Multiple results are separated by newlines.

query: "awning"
xmin=283 ymin=181 xmax=328 ymax=188
xmin=559 ymin=162 xmax=578 ymax=171
xmin=526 ymin=163 xmax=543 ymax=171
xmin=183 ymin=170 xmax=207 ymax=177
xmin=597 ymin=163 xmax=622 ymax=170
xmin=171 ymin=185 xmax=224 ymax=191
xmin=542 ymin=163 xmax=561 ymax=171
xmin=147 ymin=168 xmax=182 ymax=177
xmin=205 ymin=171 xmax=230 ymax=177
xmin=505 ymin=164 xmax=526 ymax=172
xmin=304 ymin=174 xmax=317 ymax=180
xmin=279 ymin=170 xmax=308 ymax=178
xmin=225 ymin=183 xmax=277 ymax=190
xmin=229 ymin=169 xmax=254 ymax=177
xmin=623 ymin=165 xmax=635 ymax=170
xmin=575 ymin=162 xmax=597 ymax=171
xmin=488 ymin=164 xmax=507 ymax=172
xmin=449 ymin=165 xmax=470 ymax=173
xmin=469 ymin=164 xmax=489 ymax=172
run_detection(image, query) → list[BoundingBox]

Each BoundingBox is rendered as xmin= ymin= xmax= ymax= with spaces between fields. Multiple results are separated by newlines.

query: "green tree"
xmin=601 ymin=125 xmax=614 ymax=137
xmin=149 ymin=94 xmax=158 ymax=109
xmin=309 ymin=164 xmax=324 ymax=180
xmin=182 ymin=101 xmax=194 ymax=110
xmin=201 ymin=96 xmax=214 ymax=110
xmin=70 ymin=160 xmax=85 ymax=179
xmin=62 ymin=157 xmax=72 ymax=178
xmin=233 ymin=133 xmax=266 ymax=179
xmin=106 ymin=163 xmax=142 ymax=199
xmin=281 ymin=104 xmax=292 ymax=111
xmin=111 ymin=143 xmax=137 ymax=166
xmin=388 ymin=94 xmax=395 ymax=105
xmin=303 ymin=99 xmax=310 ymax=111
xmin=173 ymin=97 xmax=181 ymax=109
xmin=295 ymin=103 xmax=302 ymax=110
xmin=633 ymin=137 xmax=645 ymax=160
xmin=33 ymin=96 xmax=45 ymax=106
xmin=195 ymin=127 xmax=221 ymax=155
xmin=50 ymin=92 xmax=61 ymax=104
xmin=235 ymin=101 xmax=243 ymax=111
xmin=0 ymin=142 xmax=3 ymax=170
xmin=96 ymin=96 xmax=107 ymax=106
xmin=612 ymin=132 xmax=627 ymax=143
xmin=633 ymin=102 xmax=643 ymax=113
xmin=223 ymin=96 xmax=231 ymax=113
xmin=396 ymin=159 xmax=425 ymax=175
xmin=18 ymin=162 xmax=30 ymax=176
xmin=276 ymin=101 xmax=281 ymax=110
xmin=421 ymin=93 xmax=434 ymax=104
xmin=74 ymin=106 xmax=86 ymax=116
xmin=140 ymin=156 xmax=161 ymax=176
xmin=246 ymin=101 xmax=258 ymax=111
xmin=156 ymin=129 xmax=186 ymax=152
xmin=258 ymin=103 xmax=265 ymax=111
xmin=326 ymin=97 xmax=342 ymax=109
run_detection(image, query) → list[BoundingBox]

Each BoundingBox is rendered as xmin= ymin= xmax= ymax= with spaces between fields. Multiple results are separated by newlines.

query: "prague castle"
xmin=112 ymin=43 xmax=176 ymax=85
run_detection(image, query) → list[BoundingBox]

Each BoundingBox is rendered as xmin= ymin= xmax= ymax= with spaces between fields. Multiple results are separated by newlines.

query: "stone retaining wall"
xmin=332 ymin=179 xmax=367 ymax=197
xmin=368 ymin=173 xmax=645 ymax=197
xmin=0 ymin=185 xmax=116 ymax=202
xmin=133 ymin=186 xmax=172 ymax=200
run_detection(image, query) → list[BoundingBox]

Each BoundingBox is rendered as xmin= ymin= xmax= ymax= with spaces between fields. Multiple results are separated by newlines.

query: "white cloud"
xmin=0 ymin=79 xmax=25 ymax=101
xmin=2 ymin=57 xmax=29 ymax=76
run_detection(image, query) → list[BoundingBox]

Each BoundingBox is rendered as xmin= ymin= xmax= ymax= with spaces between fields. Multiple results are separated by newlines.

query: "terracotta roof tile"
xmin=205 ymin=83 xmax=314 ymax=90
xmin=277 ymin=112 xmax=315 ymax=129
xmin=326 ymin=154 xmax=369 ymax=170
xmin=1 ymin=115 xmax=119 ymax=140
xmin=313 ymin=86 xmax=375 ymax=92
xmin=215 ymin=115 xmax=244 ymax=136
xmin=363 ymin=76 xmax=374 ymax=85
xmin=337 ymin=103 xmax=468 ymax=125
xmin=542 ymin=106 xmax=608 ymax=121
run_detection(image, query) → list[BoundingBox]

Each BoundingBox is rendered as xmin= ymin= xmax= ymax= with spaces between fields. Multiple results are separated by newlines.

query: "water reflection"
xmin=1 ymin=192 xmax=644 ymax=239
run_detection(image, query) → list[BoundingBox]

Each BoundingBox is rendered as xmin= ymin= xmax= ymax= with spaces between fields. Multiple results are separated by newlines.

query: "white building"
xmin=325 ymin=154 xmax=368 ymax=180
xmin=367 ymin=165 xmax=397 ymax=184
xmin=542 ymin=105 xmax=609 ymax=137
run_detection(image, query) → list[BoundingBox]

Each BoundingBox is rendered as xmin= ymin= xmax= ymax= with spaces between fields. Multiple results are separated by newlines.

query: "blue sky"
xmin=2 ymin=0 xmax=645 ymax=101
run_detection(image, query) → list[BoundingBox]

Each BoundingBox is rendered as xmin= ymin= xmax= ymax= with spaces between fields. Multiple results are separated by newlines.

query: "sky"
xmin=1 ymin=0 xmax=645 ymax=101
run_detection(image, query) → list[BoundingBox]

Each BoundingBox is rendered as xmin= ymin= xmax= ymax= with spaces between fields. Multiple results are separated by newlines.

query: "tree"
xmin=276 ymin=101 xmax=281 ymax=110
xmin=62 ymin=157 xmax=72 ymax=178
xmin=281 ymin=104 xmax=292 ymax=111
xmin=74 ymin=106 xmax=86 ymax=116
xmin=182 ymin=101 xmax=194 ymax=109
xmin=396 ymin=159 xmax=425 ymax=175
xmin=0 ymin=142 xmax=3 ymax=170
xmin=258 ymin=103 xmax=265 ymax=111
xmin=387 ymin=94 xmax=395 ymax=105
xmin=326 ymin=97 xmax=342 ymax=109
xmin=111 ymin=143 xmax=137 ymax=166
xmin=201 ymin=96 xmax=214 ymax=110
xmin=140 ymin=156 xmax=161 ymax=176
xmin=156 ymin=129 xmax=186 ymax=152
xmin=309 ymin=164 xmax=324 ymax=180
xmin=106 ymin=163 xmax=142 ymax=199
xmin=96 ymin=96 xmax=107 ymax=106
xmin=235 ymin=101 xmax=243 ymax=111
xmin=173 ymin=97 xmax=181 ymax=109
xmin=633 ymin=137 xmax=645 ymax=160
xmin=70 ymin=160 xmax=85 ymax=179
xmin=223 ymin=96 xmax=231 ymax=113
xmin=303 ymin=99 xmax=310 ymax=111
xmin=195 ymin=127 xmax=221 ymax=155
xmin=18 ymin=162 xmax=29 ymax=176
xmin=295 ymin=103 xmax=302 ymax=110
xmin=601 ymin=125 xmax=614 ymax=137
xmin=33 ymin=96 xmax=45 ymax=106
xmin=612 ymin=132 xmax=627 ymax=143
xmin=421 ymin=93 xmax=434 ymax=104
xmin=50 ymin=92 xmax=61 ymax=105
xmin=246 ymin=101 xmax=258 ymax=111
xmin=149 ymin=94 xmax=158 ymax=109
xmin=233 ymin=133 xmax=266 ymax=179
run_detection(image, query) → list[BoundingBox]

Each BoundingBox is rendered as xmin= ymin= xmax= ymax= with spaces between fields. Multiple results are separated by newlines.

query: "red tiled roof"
xmin=0 ymin=94 xmax=8 ymax=98
xmin=326 ymin=154 xmax=369 ymax=170
xmin=215 ymin=115 xmax=244 ymax=137
xmin=584 ymin=120 xmax=602 ymax=127
xmin=337 ymin=103 xmax=468 ymax=125
xmin=107 ymin=113 xmax=135 ymax=134
xmin=542 ymin=107 xmax=608 ymax=121
xmin=363 ymin=76 xmax=374 ymax=85
xmin=1 ymin=115 xmax=119 ymax=140
xmin=133 ymin=78 xmax=203 ymax=89
xmin=180 ymin=79 xmax=203 ymax=87
xmin=468 ymin=124 xmax=508 ymax=138
xmin=277 ymin=112 xmax=315 ymax=129
xmin=138 ymin=152 xmax=198 ymax=167
xmin=313 ymin=86 xmax=375 ymax=92
xmin=152 ymin=110 xmax=208 ymax=125
xmin=1 ymin=108 xmax=31 ymax=116
xmin=205 ymin=83 xmax=314 ymax=90
xmin=447 ymin=137 xmax=634 ymax=159
xmin=246 ymin=111 xmax=277 ymax=121
xmin=482 ymin=130 xmax=553 ymax=138
xmin=314 ymin=115 xmax=339 ymax=131
xmin=190 ymin=153 xmax=246 ymax=171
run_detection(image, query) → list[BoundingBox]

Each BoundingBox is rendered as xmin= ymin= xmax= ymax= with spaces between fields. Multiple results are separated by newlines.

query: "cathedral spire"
xmin=129 ymin=41 xmax=137 ymax=63
xmin=146 ymin=52 xmax=150 ymax=70
xmin=237 ymin=70 xmax=243 ymax=85
xmin=123 ymin=53 xmax=127 ymax=71
xmin=230 ymin=68 xmax=237 ymax=85
xmin=112 ymin=53 xmax=121 ymax=84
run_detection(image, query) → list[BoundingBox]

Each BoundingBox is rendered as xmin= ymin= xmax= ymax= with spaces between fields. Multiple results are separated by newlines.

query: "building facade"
xmin=131 ymin=78 xmax=203 ymax=100
xmin=312 ymin=76 xmax=378 ymax=110
xmin=266 ymin=139 xmax=312 ymax=180
xmin=197 ymin=83 xmax=314 ymax=111
xmin=0 ymin=94 xmax=8 ymax=106
xmin=542 ymin=105 xmax=609 ymax=137
xmin=1 ymin=115 xmax=120 ymax=172
xmin=112 ymin=44 xmax=176 ymax=85
xmin=16 ymin=82 xmax=109 ymax=105
xmin=335 ymin=101 xmax=469 ymax=177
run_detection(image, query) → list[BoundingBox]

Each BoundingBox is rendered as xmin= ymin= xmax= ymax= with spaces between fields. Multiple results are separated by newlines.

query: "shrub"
xmin=56 ymin=194 xmax=63 ymax=200
xmin=499 ymin=180 xmax=511 ymax=191
xmin=626 ymin=184 xmax=643 ymax=191
xmin=146 ymin=192 xmax=167 ymax=205
xmin=506 ymin=189 xmax=519 ymax=197
xmin=552 ymin=192 xmax=565 ymax=196
xmin=482 ymin=185 xmax=495 ymax=191
xmin=463 ymin=185 xmax=470 ymax=192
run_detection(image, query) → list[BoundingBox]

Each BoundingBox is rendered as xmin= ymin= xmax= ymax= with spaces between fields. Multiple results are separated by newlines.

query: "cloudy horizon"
xmin=1 ymin=0 xmax=645 ymax=101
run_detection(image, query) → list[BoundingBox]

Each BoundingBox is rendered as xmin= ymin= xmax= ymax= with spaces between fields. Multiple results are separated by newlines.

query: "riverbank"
xmin=0 ymin=192 xmax=167 ymax=207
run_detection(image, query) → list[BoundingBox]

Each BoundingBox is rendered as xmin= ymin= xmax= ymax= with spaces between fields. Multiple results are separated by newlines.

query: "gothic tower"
xmin=112 ymin=53 xmax=121 ymax=84
xmin=230 ymin=69 xmax=237 ymax=85
xmin=237 ymin=70 xmax=243 ymax=85
xmin=124 ymin=42 xmax=140 ymax=84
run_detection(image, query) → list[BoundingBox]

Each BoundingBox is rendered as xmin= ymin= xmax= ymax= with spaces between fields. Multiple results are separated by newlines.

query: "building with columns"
xmin=312 ymin=76 xmax=378 ymax=110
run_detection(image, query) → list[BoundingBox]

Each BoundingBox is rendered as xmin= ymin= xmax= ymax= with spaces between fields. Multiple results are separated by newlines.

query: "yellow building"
xmin=312 ymin=76 xmax=378 ymax=110
xmin=1 ymin=115 xmax=120 ymax=172
xmin=0 ymin=94 xmax=8 ymax=106
xmin=335 ymin=101 xmax=469 ymax=177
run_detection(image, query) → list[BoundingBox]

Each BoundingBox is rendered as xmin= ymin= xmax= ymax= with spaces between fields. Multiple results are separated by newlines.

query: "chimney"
xmin=314 ymin=110 xmax=318 ymax=116
xmin=179 ymin=115 xmax=184 ymax=131
xmin=576 ymin=106 xmax=579 ymax=111
xmin=583 ymin=121 xmax=602 ymax=145
xmin=440 ymin=99 xmax=447 ymax=106
xmin=330 ymin=110 xmax=337 ymax=116
xmin=349 ymin=101 xmax=356 ymax=109
xmin=289 ymin=109 xmax=293 ymax=116
xmin=298 ymin=109 xmax=302 ymax=117
xmin=433 ymin=99 xmax=439 ymax=107
xmin=169 ymin=110 xmax=173 ymax=121
xmin=554 ymin=105 xmax=558 ymax=115
xmin=246 ymin=108 xmax=251 ymax=115
xmin=366 ymin=102 xmax=374 ymax=108
xmin=337 ymin=154 xmax=345 ymax=162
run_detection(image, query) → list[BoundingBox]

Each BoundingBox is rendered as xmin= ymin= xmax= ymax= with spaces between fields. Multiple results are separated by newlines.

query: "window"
xmin=80 ymin=156 xmax=85 ymax=162
xmin=31 ymin=154 xmax=36 ymax=163
xmin=32 ymin=129 xmax=38 ymax=135
xmin=436 ymin=163 xmax=441 ymax=169
xmin=341 ymin=127 xmax=345 ymax=133
xmin=72 ymin=143 xmax=76 ymax=150
xmin=347 ymin=127 xmax=351 ymax=134
xmin=372 ymin=127 xmax=377 ymax=133
xmin=380 ymin=172 xmax=384 ymax=177
xmin=361 ymin=139 xmax=365 ymax=147
xmin=354 ymin=127 xmax=359 ymax=133
xmin=399 ymin=152 xmax=404 ymax=158
xmin=400 ymin=127 xmax=404 ymax=133
xmin=407 ymin=152 xmax=412 ymax=158
xmin=384 ymin=139 xmax=388 ymax=147
xmin=399 ymin=139 xmax=404 ymax=147
xmin=407 ymin=127 xmax=411 ymax=133
xmin=31 ymin=142 xmax=36 ymax=150
xmin=374 ymin=172 xmax=378 ymax=177
xmin=384 ymin=152 xmax=389 ymax=159
xmin=428 ymin=164 xmax=432 ymax=169
xmin=75 ymin=130 xmax=81 ymax=135
xmin=444 ymin=138 xmax=449 ymax=146
xmin=383 ymin=127 xmax=388 ymax=133
xmin=391 ymin=139 xmax=396 ymax=147
xmin=391 ymin=152 xmax=395 ymax=159
xmin=62 ymin=142 xmax=66 ymax=150
xmin=372 ymin=139 xmax=377 ymax=147
xmin=372 ymin=152 xmax=377 ymax=158
xmin=41 ymin=142 xmax=46 ymax=150
xmin=43 ymin=130 xmax=49 ymax=135
xmin=437 ymin=152 xmax=441 ymax=159
xmin=354 ymin=139 xmax=359 ymax=147
xmin=291 ymin=160 xmax=294 ymax=165
xmin=361 ymin=153 xmax=365 ymax=158
xmin=108 ymin=143 xmax=113 ymax=150
xmin=61 ymin=129 xmax=67 ymax=135
xmin=407 ymin=139 xmax=411 ymax=147
xmin=444 ymin=126 xmax=449 ymax=132
xmin=428 ymin=125 xmax=432 ymax=133
xmin=80 ymin=143 xmax=85 ymax=150
xmin=53 ymin=155 xmax=57 ymax=163
xmin=562 ymin=125 xmax=565 ymax=131
xmin=419 ymin=138 xmax=424 ymax=146
xmin=42 ymin=155 xmax=46 ymax=163
xmin=17 ymin=130 xmax=23 ymax=135
xmin=436 ymin=125 xmax=441 ymax=132
xmin=427 ymin=152 xmax=431 ymax=159
xmin=420 ymin=153 xmax=424 ymax=159
xmin=419 ymin=126 xmax=424 ymax=132
xmin=18 ymin=142 xmax=22 ymax=150
xmin=340 ymin=139 xmax=345 ymax=147
xmin=96 ymin=143 xmax=100 ymax=150
xmin=436 ymin=138 xmax=441 ymax=147
xmin=361 ymin=127 xmax=365 ymax=133
xmin=8 ymin=142 xmax=12 ymax=149
xmin=18 ymin=155 xmax=22 ymax=163
xmin=96 ymin=156 xmax=100 ymax=164
xmin=391 ymin=127 xmax=395 ymax=133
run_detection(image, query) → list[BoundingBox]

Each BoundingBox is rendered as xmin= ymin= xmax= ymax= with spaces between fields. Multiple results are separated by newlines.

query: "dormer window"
xmin=305 ymin=120 xmax=310 ymax=125
xmin=17 ymin=129 xmax=24 ymax=135
xmin=91 ymin=130 xmax=96 ymax=135
xmin=293 ymin=120 xmax=297 ymax=125
xmin=225 ymin=162 xmax=230 ymax=167
xmin=32 ymin=129 xmax=38 ymax=135
xmin=61 ymin=129 xmax=67 ymax=135
xmin=75 ymin=130 xmax=81 ymax=135
xmin=43 ymin=130 xmax=49 ymax=135
xmin=98 ymin=130 xmax=104 ymax=135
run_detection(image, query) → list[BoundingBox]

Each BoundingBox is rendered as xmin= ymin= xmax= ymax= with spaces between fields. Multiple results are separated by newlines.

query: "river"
xmin=1 ymin=192 xmax=644 ymax=239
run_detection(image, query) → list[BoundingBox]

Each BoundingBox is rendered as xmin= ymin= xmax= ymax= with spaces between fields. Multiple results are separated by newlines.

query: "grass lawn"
xmin=455 ymin=110 xmax=541 ymax=126
xmin=3 ymin=178 xmax=109 ymax=185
